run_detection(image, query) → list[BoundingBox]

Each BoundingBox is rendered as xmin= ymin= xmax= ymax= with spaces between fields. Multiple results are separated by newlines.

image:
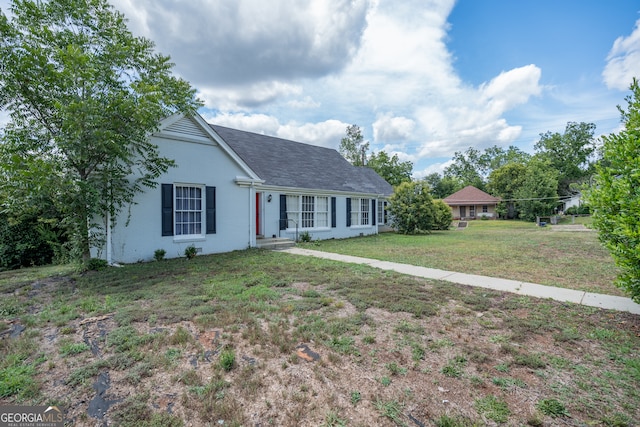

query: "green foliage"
xmin=0 ymin=363 xmax=37 ymax=398
xmin=85 ymin=258 xmax=108 ymax=271
xmin=587 ymin=78 xmax=640 ymax=302
xmin=299 ymin=231 xmax=312 ymax=243
xmin=350 ymin=390 xmax=361 ymax=406
xmin=444 ymin=147 xmax=487 ymax=190
xmin=513 ymin=353 xmax=546 ymax=369
xmin=367 ymin=151 xmax=413 ymax=187
xmin=111 ymin=393 xmax=184 ymax=427
xmin=444 ymin=146 xmax=531 ymax=193
xmin=424 ymin=173 xmax=464 ymax=199
xmin=513 ymin=157 xmax=559 ymax=221
xmin=388 ymin=181 xmax=437 ymax=234
xmin=154 ymin=249 xmax=166 ymax=262
xmin=432 ymin=199 xmax=453 ymax=230
xmin=0 ymin=0 xmax=201 ymax=260
xmin=0 ymin=213 xmax=61 ymax=270
xmin=323 ymin=411 xmax=347 ymax=427
xmin=474 ymin=395 xmax=511 ymax=423
xmin=386 ymin=362 xmax=407 ymax=376
xmin=536 ymin=398 xmax=569 ymax=417
xmin=219 ymin=348 xmax=236 ymax=372
xmin=487 ymin=163 xmax=527 ymax=219
xmin=184 ymin=245 xmax=197 ymax=260
xmin=339 ymin=124 xmax=369 ymax=166
xmin=564 ymin=205 xmax=591 ymax=215
xmin=535 ymin=122 xmax=596 ymax=196
xmin=435 ymin=415 xmax=480 ymax=427
xmin=373 ymin=398 xmax=405 ymax=425
xmin=59 ymin=341 xmax=90 ymax=356
xmin=441 ymin=355 xmax=467 ymax=378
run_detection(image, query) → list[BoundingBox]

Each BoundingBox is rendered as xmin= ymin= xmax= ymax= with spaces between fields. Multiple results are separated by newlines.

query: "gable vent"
xmin=165 ymin=117 xmax=209 ymax=139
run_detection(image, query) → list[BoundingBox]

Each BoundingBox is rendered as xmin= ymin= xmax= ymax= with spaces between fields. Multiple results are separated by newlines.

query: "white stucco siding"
xmin=106 ymin=135 xmax=252 ymax=263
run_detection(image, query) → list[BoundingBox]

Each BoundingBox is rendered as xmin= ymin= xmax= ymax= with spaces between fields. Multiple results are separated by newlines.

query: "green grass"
xmin=303 ymin=220 xmax=621 ymax=295
xmin=474 ymin=395 xmax=511 ymax=423
xmin=0 ymin=245 xmax=638 ymax=425
xmin=536 ymin=398 xmax=569 ymax=418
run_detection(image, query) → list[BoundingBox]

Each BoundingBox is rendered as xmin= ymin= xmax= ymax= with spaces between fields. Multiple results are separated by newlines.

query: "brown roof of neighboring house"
xmin=443 ymin=186 xmax=501 ymax=205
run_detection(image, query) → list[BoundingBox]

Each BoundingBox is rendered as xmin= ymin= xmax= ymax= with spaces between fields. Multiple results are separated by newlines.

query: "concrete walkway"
xmin=282 ymin=247 xmax=640 ymax=315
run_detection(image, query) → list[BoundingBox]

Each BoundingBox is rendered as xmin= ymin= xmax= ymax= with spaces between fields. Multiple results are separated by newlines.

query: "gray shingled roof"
xmin=210 ymin=124 xmax=393 ymax=197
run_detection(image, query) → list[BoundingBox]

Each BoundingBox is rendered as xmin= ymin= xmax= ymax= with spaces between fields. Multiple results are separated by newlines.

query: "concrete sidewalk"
xmin=282 ymin=247 xmax=640 ymax=315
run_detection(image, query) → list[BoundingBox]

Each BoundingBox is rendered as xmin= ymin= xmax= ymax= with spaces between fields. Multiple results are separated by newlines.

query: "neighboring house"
xmin=95 ymin=113 xmax=393 ymax=263
xmin=559 ymin=192 xmax=581 ymax=212
xmin=443 ymin=186 xmax=501 ymax=220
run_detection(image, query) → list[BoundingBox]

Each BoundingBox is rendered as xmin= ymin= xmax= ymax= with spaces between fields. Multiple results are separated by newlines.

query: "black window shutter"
xmin=331 ymin=197 xmax=337 ymax=228
xmin=372 ymin=199 xmax=377 ymax=226
xmin=161 ymin=184 xmax=173 ymax=236
xmin=206 ymin=186 xmax=216 ymax=234
xmin=346 ymin=198 xmax=351 ymax=227
xmin=279 ymin=195 xmax=287 ymax=230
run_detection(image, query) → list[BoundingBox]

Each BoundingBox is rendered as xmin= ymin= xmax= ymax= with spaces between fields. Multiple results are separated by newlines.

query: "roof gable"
xmin=443 ymin=186 xmax=501 ymax=205
xmin=210 ymin=124 xmax=393 ymax=196
xmin=155 ymin=114 xmax=262 ymax=182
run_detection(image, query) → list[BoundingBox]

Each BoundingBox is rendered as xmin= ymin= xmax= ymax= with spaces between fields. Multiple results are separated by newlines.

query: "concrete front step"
xmin=256 ymin=238 xmax=296 ymax=250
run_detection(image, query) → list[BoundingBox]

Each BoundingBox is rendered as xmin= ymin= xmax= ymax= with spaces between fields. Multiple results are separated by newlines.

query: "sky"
xmin=2 ymin=0 xmax=640 ymax=178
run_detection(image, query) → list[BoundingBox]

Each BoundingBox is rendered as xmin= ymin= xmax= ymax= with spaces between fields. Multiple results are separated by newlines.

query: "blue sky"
xmin=2 ymin=0 xmax=639 ymax=178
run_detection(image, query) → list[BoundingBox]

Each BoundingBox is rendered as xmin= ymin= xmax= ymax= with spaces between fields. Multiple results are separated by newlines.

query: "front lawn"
xmin=1 ymin=249 xmax=638 ymax=426
xmin=305 ymin=219 xmax=622 ymax=296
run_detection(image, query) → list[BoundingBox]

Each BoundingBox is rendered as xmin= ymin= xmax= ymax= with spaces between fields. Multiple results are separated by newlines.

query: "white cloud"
xmin=479 ymin=65 xmax=543 ymax=114
xmin=203 ymin=112 xmax=348 ymax=149
xmin=112 ymin=0 xmax=543 ymax=162
xmin=413 ymin=159 xmax=454 ymax=179
xmin=287 ymin=96 xmax=321 ymax=110
xmin=603 ymin=18 xmax=640 ymax=90
xmin=112 ymin=0 xmax=371 ymax=106
xmin=198 ymin=81 xmax=302 ymax=111
xmin=372 ymin=113 xmax=415 ymax=143
xmin=277 ymin=120 xmax=349 ymax=148
xmin=410 ymin=64 xmax=541 ymax=158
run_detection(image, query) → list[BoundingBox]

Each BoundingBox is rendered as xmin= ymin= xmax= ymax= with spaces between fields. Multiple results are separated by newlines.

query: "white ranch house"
xmin=95 ymin=113 xmax=393 ymax=263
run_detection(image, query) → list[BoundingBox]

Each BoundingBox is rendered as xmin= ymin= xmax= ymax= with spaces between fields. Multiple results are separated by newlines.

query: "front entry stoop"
xmin=256 ymin=237 xmax=296 ymax=250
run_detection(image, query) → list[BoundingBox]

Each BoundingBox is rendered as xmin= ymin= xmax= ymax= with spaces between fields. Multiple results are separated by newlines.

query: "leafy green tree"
xmin=513 ymin=157 xmax=559 ymax=221
xmin=586 ymin=79 xmax=640 ymax=302
xmin=0 ymin=0 xmax=201 ymax=260
xmin=367 ymin=151 xmax=413 ymax=187
xmin=424 ymin=173 xmax=463 ymax=199
xmin=481 ymin=145 xmax=531 ymax=172
xmin=432 ymin=199 xmax=453 ymax=230
xmin=443 ymin=146 xmax=529 ymax=192
xmin=388 ymin=181 xmax=437 ymax=234
xmin=339 ymin=124 xmax=369 ymax=166
xmin=444 ymin=147 xmax=486 ymax=190
xmin=487 ymin=163 xmax=527 ymax=219
xmin=535 ymin=122 xmax=596 ymax=196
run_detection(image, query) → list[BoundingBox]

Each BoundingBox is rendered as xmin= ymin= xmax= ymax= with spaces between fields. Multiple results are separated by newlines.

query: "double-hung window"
xmin=350 ymin=198 xmax=370 ymax=226
xmin=162 ymin=184 xmax=216 ymax=237
xmin=175 ymin=185 xmax=203 ymax=236
xmin=285 ymin=195 xmax=329 ymax=229
xmin=377 ymin=200 xmax=387 ymax=225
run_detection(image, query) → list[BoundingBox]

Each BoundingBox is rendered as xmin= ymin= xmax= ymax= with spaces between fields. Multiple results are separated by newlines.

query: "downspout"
xmin=106 ymin=210 xmax=112 ymax=265
xmin=249 ymin=183 xmax=254 ymax=248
